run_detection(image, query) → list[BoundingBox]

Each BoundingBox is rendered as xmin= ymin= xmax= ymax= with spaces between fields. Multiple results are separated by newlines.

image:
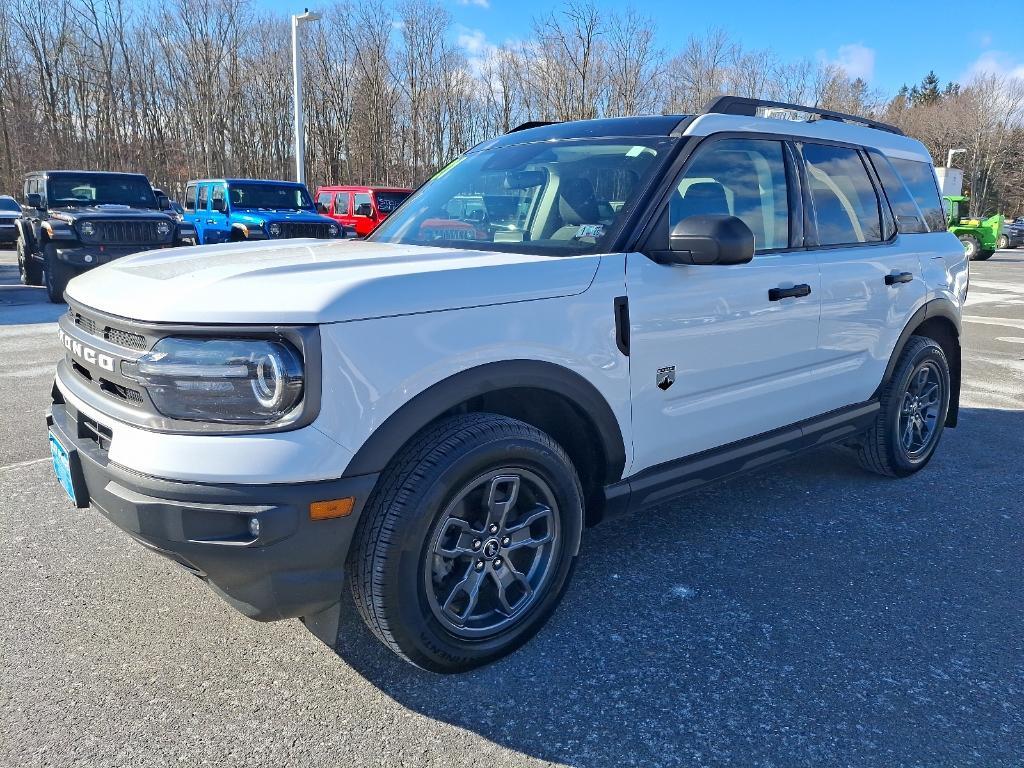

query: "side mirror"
xmin=354 ymin=202 xmax=373 ymax=217
xmin=212 ymin=197 xmax=226 ymax=213
xmin=156 ymin=194 xmax=170 ymax=210
xmin=26 ymin=192 xmax=42 ymax=209
xmin=652 ymin=214 xmax=755 ymax=266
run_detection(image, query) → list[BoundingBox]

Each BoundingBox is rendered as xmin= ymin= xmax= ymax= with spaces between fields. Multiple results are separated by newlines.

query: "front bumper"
xmin=47 ymin=397 xmax=378 ymax=621
xmin=54 ymin=244 xmax=173 ymax=267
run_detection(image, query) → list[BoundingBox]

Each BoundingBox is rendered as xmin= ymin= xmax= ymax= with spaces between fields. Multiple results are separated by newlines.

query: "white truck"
xmin=47 ymin=97 xmax=967 ymax=672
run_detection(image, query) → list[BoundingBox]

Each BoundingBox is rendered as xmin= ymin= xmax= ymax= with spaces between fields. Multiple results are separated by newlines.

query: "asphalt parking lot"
xmin=2 ymin=249 xmax=1022 ymax=767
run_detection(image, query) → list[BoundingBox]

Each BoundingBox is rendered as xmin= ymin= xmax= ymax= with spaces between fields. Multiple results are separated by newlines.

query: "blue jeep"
xmin=183 ymin=178 xmax=347 ymax=244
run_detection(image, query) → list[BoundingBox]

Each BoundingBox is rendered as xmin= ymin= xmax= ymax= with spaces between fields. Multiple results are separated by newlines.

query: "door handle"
xmin=885 ymin=271 xmax=914 ymax=285
xmin=206 ymin=219 xmax=215 ymax=224
xmin=768 ymin=283 xmax=812 ymax=301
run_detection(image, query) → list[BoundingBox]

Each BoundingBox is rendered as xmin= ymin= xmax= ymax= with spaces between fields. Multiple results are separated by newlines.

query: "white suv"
xmin=47 ymin=97 xmax=968 ymax=672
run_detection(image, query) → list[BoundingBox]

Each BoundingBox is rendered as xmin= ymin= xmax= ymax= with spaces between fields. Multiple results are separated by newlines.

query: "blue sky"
xmin=276 ymin=0 xmax=1024 ymax=95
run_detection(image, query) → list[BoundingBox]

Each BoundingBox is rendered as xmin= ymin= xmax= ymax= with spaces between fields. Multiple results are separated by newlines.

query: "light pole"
xmin=292 ymin=8 xmax=322 ymax=186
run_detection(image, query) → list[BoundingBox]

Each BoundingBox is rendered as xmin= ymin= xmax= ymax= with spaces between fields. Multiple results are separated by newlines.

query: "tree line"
xmin=0 ymin=0 xmax=1021 ymax=217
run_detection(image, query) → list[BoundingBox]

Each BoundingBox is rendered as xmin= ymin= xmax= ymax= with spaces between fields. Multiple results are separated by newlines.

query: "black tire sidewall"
xmin=883 ymin=340 xmax=950 ymax=475
xmin=377 ymin=429 xmax=582 ymax=672
xmin=43 ymin=245 xmax=72 ymax=303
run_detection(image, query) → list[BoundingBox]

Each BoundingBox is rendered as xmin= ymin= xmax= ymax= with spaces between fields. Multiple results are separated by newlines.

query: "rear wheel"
xmin=959 ymin=234 xmax=982 ymax=260
xmin=348 ymin=413 xmax=583 ymax=672
xmin=43 ymin=245 xmax=74 ymax=304
xmin=856 ymin=336 xmax=950 ymax=478
xmin=17 ymin=238 xmax=42 ymax=286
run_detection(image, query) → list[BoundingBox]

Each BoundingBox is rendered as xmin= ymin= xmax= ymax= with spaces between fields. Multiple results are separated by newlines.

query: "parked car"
xmin=16 ymin=170 xmax=198 ymax=302
xmin=998 ymin=218 xmax=1023 ymax=249
xmin=314 ymin=185 xmax=412 ymax=237
xmin=183 ymin=178 xmax=346 ymax=244
xmin=47 ymin=97 xmax=967 ymax=673
xmin=153 ymin=188 xmax=185 ymax=219
xmin=0 ymin=194 xmax=21 ymax=246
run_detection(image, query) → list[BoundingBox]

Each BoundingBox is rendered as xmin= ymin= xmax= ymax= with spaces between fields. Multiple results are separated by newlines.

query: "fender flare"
xmin=14 ymin=219 xmax=36 ymax=253
xmin=342 ymin=359 xmax=627 ymax=482
xmin=874 ymin=297 xmax=962 ymax=425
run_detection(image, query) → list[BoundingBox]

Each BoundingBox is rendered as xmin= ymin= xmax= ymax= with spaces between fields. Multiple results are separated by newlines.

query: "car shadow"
xmin=310 ymin=406 xmax=1023 ymax=766
xmin=0 ymin=262 xmax=65 ymax=325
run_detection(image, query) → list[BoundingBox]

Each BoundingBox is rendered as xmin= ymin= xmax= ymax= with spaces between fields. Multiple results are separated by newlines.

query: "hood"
xmin=231 ymin=209 xmax=334 ymax=225
xmin=0 ymin=211 xmax=20 ymax=220
xmin=65 ymin=239 xmax=601 ymax=324
xmin=52 ymin=205 xmax=173 ymax=222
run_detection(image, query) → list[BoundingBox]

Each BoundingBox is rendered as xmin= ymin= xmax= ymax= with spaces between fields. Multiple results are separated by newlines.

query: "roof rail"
xmin=702 ymin=96 xmax=904 ymax=136
xmin=507 ymin=120 xmax=559 ymax=134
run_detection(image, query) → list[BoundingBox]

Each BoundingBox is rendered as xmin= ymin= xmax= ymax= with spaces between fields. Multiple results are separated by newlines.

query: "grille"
xmin=105 ymin=327 xmax=146 ymax=351
xmin=83 ymin=219 xmax=165 ymax=245
xmin=69 ymin=307 xmax=147 ymax=351
xmin=278 ymin=222 xmax=332 ymax=239
xmin=98 ymin=379 xmax=144 ymax=406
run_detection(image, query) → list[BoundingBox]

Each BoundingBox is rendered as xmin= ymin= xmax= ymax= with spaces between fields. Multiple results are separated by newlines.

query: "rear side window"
xmin=866 ymin=150 xmax=927 ymax=234
xmin=801 ymin=144 xmax=882 ymax=246
xmin=670 ymin=138 xmax=790 ymax=251
xmin=888 ymin=157 xmax=945 ymax=232
xmin=183 ymin=184 xmax=196 ymax=212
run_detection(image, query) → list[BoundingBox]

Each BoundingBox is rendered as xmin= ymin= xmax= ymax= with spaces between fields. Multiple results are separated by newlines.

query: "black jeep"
xmin=16 ymin=171 xmax=198 ymax=303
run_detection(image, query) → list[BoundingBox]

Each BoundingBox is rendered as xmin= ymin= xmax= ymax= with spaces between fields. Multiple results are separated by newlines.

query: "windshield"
xmin=376 ymin=191 xmax=410 ymax=214
xmin=47 ymin=174 xmax=157 ymax=208
xmin=228 ymin=183 xmax=314 ymax=211
xmin=0 ymin=197 xmax=20 ymax=212
xmin=369 ymin=137 xmax=674 ymax=255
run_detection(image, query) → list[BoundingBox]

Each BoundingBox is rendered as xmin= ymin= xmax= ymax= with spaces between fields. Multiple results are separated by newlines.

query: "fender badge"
xmin=656 ymin=366 xmax=675 ymax=391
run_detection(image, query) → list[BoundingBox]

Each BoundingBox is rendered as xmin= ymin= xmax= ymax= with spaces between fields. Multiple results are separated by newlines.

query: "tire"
xmin=959 ymin=234 xmax=982 ymax=260
xmin=856 ymin=336 xmax=950 ymax=478
xmin=975 ymin=251 xmax=995 ymax=261
xmin=997 ymin=234 xmax=1009 ymax=250
xmin=17 ymin=237 xmax=42 ymax=286
xmin=43 ymin=245 xmax=74 ymax=304
xmin=348 ymin=413 xmax=584 ymax=673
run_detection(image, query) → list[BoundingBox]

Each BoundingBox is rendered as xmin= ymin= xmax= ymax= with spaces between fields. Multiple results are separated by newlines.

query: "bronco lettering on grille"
xmin=59 ymin=328 xmax=116 ymax=372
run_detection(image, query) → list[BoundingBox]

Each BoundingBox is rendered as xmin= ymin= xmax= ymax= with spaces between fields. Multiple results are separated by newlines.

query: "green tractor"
xmin=944 ymin=195 xmax=1000 ymax=261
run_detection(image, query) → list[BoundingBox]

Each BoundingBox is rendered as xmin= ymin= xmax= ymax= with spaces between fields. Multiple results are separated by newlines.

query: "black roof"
xmin=470 ymin=115 xmax=691 ymax=153
xmin=26 ymin=170 xmax=151 ymax=178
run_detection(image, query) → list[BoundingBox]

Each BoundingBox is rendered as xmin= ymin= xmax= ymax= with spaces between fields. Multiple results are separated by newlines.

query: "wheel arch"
xmin=876 ymin=299 xmax=962 ymax=427
xmin=343 ymin=360 xmax=627 ymax=524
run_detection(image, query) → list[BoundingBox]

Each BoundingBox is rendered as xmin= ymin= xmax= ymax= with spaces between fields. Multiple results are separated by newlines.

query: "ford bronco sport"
xmin=17 ymin=170 xmax=197 ymax=303
xmin=46 ymin=97 xmax=967 ymax=672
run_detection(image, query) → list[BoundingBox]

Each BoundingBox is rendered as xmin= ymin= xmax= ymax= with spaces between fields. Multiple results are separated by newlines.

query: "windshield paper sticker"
xmin=575 ymin=224 xmax=604 ymax=239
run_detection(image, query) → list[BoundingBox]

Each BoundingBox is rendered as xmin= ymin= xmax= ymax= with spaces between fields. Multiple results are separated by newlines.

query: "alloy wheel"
xmin=897 ymin=361 xmax=943 ymax=461
xmin=425 ymin=468 xmax=560 ymax=639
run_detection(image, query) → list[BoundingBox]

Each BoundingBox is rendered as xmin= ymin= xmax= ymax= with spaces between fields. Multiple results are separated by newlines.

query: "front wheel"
xmin=43 ymin=245 xmax=75 ymax=303
xmin=856 ymin=336 xmax=950 ymax=478
xmin=348 ymin=413 xmax=584 ymax=672
xmin=17 ymin=238 xmax=42 ymax=286
xmin=997 ymin=234 xmax=1010 ymax=250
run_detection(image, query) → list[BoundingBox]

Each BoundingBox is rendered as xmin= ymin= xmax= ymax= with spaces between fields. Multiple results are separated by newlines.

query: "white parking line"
xmin=963 ymin=316 xmax=1024 ymax=331
xmin=0 ymin=457 xmax=49 ymax=473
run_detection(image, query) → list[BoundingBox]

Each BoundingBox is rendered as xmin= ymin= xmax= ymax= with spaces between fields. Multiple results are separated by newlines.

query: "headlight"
xmin=80 ymin=221 xmax=95 ymax=236
xmin=156 ymin=221 xmax=171 ymax=236
xmin=329 ymin=224 xmax=339 ymax=237
xmin=123 ymin=337 xmax=304 ymax=424
xmin=268 ymin=222 xmax=281 ymax=237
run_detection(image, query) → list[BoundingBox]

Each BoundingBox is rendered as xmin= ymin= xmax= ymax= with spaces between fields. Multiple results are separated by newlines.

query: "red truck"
xmin=314 ymin=185 xmax=412 ymax=237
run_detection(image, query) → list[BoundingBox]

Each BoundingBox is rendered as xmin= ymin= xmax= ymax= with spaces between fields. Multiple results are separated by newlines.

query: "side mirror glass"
xmin=656 ymin=214 xmax=755 ymax=266
xmin=212 ymin=197 xmax=226 ymax=213
xmin=156 ymin=194 xmax=170 ymax=210
xmin=26 ymin=192 xmax=42 ymax=209
xmin=354 ymin=202 xmax=373 ymax=217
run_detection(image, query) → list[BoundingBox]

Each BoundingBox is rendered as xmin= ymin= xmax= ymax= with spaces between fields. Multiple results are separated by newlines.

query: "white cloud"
xmin=456 ymin=0 xmax=490 ymax=8
xmin=824 ymin=43 xmax=876 ymax=82
xmin=455 ymin=25 xmax=498 ymax=77
xmin=962 ymin=50 xmax=1024 ymax=83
